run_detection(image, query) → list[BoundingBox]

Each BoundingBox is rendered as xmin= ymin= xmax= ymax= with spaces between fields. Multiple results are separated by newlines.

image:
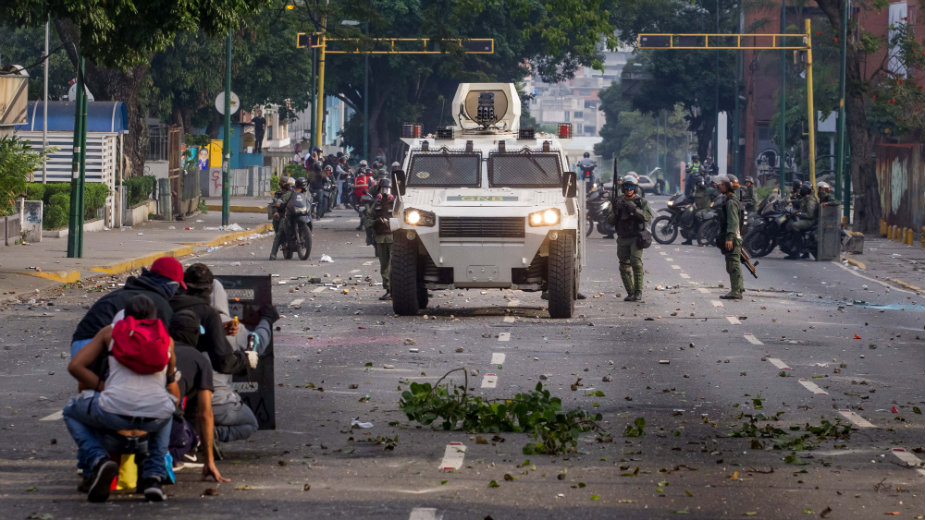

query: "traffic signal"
xmin=296 ymin=33 xmax=320 ymax=49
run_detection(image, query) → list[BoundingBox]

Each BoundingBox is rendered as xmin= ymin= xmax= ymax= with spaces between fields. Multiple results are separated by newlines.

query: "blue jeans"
xmin=336 ymin=180 xmax=345 ymax=205
xmin=70 ymin=339 xmax=92 ymax=358
xmin=62 ymin=392 xmax=172 ymax=480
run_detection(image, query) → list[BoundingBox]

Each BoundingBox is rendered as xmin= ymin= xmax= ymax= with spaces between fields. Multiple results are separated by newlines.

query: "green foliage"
xmin=0 ymin=0 xmax=267 ymax=68
xmin=283 ymin=163 xmax=308 ymax=181
xmin=124 ymin=176 xmax=156 ymax=207
xmin=270 ymin=174 xmax=280 ymax=192
xmin=83 ymin=184 xmax=110 ymax=219
xmin=31 ymin=182 xmax=110 ymax=228
xmin=399 ymin=370 xmax=610 ymax=455
xmin=0 ymin=25 xmax=71 ymax=101
xmin=622 ymin=417 xmax=646 ymax=438
xmin=45 ymin=192 xmax=70 ymax=229
xmin=0 ymin=136 xmax=51 ymax=216
xmin=25 ymin=183 xmax=46 ymax=203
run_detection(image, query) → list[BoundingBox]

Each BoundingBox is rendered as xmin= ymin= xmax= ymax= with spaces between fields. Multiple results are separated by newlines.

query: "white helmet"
xmin=626 ymin=171 xmax=640 ymax=181
xmin=817 ymin=181 xmax=831 ymax=190
xmin=287 ymin=177 xmax=296 ymax=186
xmin=621 ymin=174 xmax=638 ymax=185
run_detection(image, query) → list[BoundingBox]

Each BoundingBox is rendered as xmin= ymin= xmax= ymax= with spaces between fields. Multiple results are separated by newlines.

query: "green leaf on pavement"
xmin=488 ymin=480 xmax=500 ymax=488
xmin=590 ymin=494 xmax=600 ymax=501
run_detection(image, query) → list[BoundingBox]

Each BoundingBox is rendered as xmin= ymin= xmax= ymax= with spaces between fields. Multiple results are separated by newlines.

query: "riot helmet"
xmin=583 ymin=152 xmax=590 ymax=158
xmin=279 ymin=175 xmax=292 ymax=189
xmin=391 ymin=161 xmax=401 ymax=172
xmin=377 ymin=177 xmax=392 ymax=197
xmin=620 ymin=174 xmax=637 ymax=194
xmin=295 ymin=177 xmax=307 ymax=190
xmin=817 ymin=181 xmax=831 ymax=193
xmin=799 ymin=182 xmax=813 ymax=196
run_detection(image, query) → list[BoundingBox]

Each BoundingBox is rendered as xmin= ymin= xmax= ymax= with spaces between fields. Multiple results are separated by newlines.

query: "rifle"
xmin=740 ymin=247 xmax=759 ymax=279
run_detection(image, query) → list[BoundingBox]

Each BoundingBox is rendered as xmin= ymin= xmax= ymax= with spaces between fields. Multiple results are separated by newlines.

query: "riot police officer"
xmin=786 ymin=181 xmax=819 ymax=259
xmin=715 ymin=174 xmax=744 ymax=299
xmin=269 ymin=177 xmax=295 ymax=260
xmin=364 ymin=178 xmax=395 ymax=300
xmin=739 ymin=177 xmax=757 ymax=212
xmin=817 ymin=181 xmax=839 ymax=206
xmin=610 ymin=174 xmax=652 ymax=302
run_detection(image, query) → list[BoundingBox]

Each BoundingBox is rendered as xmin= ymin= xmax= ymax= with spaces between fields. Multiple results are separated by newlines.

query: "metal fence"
xmin=875 ymin=143 xmax=924 ymax=235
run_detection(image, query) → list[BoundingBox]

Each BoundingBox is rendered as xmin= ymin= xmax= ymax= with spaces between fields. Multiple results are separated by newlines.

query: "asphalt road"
xmin=1 ymin=196 xmax=923 ymax=520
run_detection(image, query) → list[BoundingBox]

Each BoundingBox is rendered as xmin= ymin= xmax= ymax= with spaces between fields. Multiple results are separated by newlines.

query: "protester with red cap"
xmin=70 ymin=256 xmax=186 ymax=357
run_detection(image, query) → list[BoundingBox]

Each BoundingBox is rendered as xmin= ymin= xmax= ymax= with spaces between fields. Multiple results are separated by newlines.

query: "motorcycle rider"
xmin=785 ymin=181 xmax=819 ymax=259
xmin=703 ymin=155 xmax=719 ymax=176
xmin=363 ymin=178 xmax=395 ymax=300
xmin=309 ymin=161 xmax=326 ymax=218
xmin=269 ymin=177 xmax=295 ymax=260
xmin=739 ymin=177 xmax=757 ymax=212
xmin=335 ymin=154 xmax=351 ymax=208
xmin=684 ymin=154 xmax=703 ymax=197
xmin=682 ymin=175 xmax=713 ymax=245
xmin=577 ymin=152 xmax=596 ymax=187
xmin=789 ymin=180 xmax=803 ymax=207
xmin=354 ymin=162 xmax=373 ymax=230
xmin=715 ymin=174 xmax=744 ymax=300
xmin=609 ymin=174 xmax=653 ymax=302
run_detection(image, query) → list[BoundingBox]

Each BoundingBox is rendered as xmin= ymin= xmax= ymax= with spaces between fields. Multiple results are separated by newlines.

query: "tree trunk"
xmin=53 ymin=19 xmax=150 ymax=178
xmin=816 ymin=0 xmax=882 ymax=233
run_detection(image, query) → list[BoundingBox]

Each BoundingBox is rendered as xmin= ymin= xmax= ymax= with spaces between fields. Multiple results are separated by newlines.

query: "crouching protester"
xmin=168 ymin=310 xmax=229 ymax=482
xmin=63 ymin=295 xmax=178 ymax=503
xmin=210 ymin=278 xmax=279 ymax=444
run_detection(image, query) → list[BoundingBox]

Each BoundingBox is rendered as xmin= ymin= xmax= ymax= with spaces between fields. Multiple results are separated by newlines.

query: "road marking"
xmin=671 ymin=265 xmax=681 ymax=270
xmin=680 ymin=273 xmax=691 ymax=279
xmin=665 ymin=257 xmax=674 ymax=262
xmin=697 ymin=288 xmax=710 ymax=294
xmin=439 ymin=442 xmax=467 ymax=471
xmin=289 ymin=298 xmax=304 ymax=307
xmin=834 ymin=262 xmax=915 ymax=295
xmin=743 ymin=333 xmax=763 ymax=345
xmin=312 ymin=286 xmax=326 ymax=293
xmin=409 ymin=508 xmax=442 ymax=520
xmin=39 ymin=411 xmax=62 ymax=422
xmin=711 ymin=300 xmax=724 ymax=308
xmin=503 ymin=316 xmax=516 ymax=323
xmin=798 ymin=378 xmax=829 ymax=395
xmin=497 ymin=332 xmax=511 ymax=342
xmin=725 ymin=315 xmax=740 ymax=324
xmin=362 ymin=260 xmax=375 ymax=266
xmin=350 ymin=269 xmax=361 ymax=274
xmin=767 ymin=358 xmax=791 ymax=371
xmin=491 ymin=353 xmax=506 ymax=365
xmin=659 ymin=251 xmax=667 ymax=256
xmin=838 ymin=409 xmax=876 ymax=428
xmin=892 ymin=448 xmax=925 ymax=476
xmin=481 ymin=374 xmax=498 ymax=388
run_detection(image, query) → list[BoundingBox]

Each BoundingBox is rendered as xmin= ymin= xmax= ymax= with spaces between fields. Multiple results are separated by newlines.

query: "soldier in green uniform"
xmin=716 ymin=175 xmax=744 ymax=299
xmin=739 ymin=177 xmax=757 ymax=212
xmin=786 ymin=181 xmax=819 ymax=259
xmin=817 ymin=181 xmax=839 ymax=207
xmin=610 ymin=175 xmax=653 ymax=302
xmin=364 ymin=178 xmax=395 ymax=300
xmin=269 ymin=176 xmax=294 ymax=260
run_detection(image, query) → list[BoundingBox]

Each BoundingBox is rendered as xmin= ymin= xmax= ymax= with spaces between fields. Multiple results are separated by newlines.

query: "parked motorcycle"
xmin=585 ymin=182 xmax=615 ymax=237
xmin=651 ymin=192 xmax=694 ymax=244
xmin=742 ymin=193 xmax=815 ymax=258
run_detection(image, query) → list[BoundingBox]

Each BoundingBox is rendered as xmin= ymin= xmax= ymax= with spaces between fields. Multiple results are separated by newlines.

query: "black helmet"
xmin=313 ymin=161 xmax=323 ymax=172
xmin=378 ymin=177 xmax=392 ymax=188
xmin=799 ymin=182 xmax=813 ymax=196
xmin=692 ymin=154 xmax=700 ymax=161
xmin=583 ymin=152 xmax=590 ymax=158
xmin=323 ymin=164 xmax=333 ymax=172
xmin=792 ymin=180 xmax=802 ymax=190
xmin=295 ymin=177 xmax=307 ymax=189
xmin=312 ymin=146 xmax=322 ymax=154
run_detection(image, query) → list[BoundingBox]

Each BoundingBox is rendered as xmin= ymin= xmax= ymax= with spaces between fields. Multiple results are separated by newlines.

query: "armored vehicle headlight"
xmin=529 ymin=208 xmax=560 ymax=227
xmin=404 ymin=208 xmax=435 ymax=227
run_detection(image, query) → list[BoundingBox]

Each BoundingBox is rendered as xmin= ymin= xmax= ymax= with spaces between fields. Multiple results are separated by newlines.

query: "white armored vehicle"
xmin=390 ymin=83 xmax=583 ymax=318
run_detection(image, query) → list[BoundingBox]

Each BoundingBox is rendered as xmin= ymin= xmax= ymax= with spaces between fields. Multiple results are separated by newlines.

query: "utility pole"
xmin=714 ymin=0 xmax=720 ymax=166
xmin=835 ymin=0 xmax=849 ymax=219
xmin=778 ymin=0 xmax=787 ymax=191
xmin=363 ymin=21 xmax=369 ymax=160
xmin=310 ymin=48 xmax=317 ymax=148
xmin=222 ymin=31 xmax=232 ymax=227
xmin=314 ymin=17 xmax=327 ymax=148
xmin=66 ymin=54 xmax=87 ymax=258
xmin=804 ymin=18 xmax=817 ymax=192
xmin=42 ymin=18 xmax=48 ymax=184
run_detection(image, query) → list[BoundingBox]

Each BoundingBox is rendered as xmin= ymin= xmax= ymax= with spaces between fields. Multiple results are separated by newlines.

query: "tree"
xmin=0 ymin=136 xmax=51 ymax=216
xmin=0 ymin=25 xmax=71 ymax=101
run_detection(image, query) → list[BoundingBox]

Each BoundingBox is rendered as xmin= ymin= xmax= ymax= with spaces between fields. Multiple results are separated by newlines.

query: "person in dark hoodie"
xmin=170 ymin=263 xmax=256 ymax=376
xmin=70 ymin=256 xmax=186 ymax=357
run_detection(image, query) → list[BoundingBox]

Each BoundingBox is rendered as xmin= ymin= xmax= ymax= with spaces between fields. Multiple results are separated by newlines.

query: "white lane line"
xmin=838 ymin=409 xmax=876 ymax=428
xmin=490 ymin=353 xmax=506 ymax=365
xmin=834 ymin=262 xmax=915 ymax=295
xmin=497 ymin=332 xmax=511 ymax=342
xmin=362 ymin=260 xmax=375 ymax=266
xmin=503 ymin=316 xmax=515 ymax=323
xmin=665 ymin=257 xmax=674 ymax=262
xmin=767 ymin=358 xmax=791 ymax=371
xmin=481 ymin=374 xmax=498 ymax=388
xmin=439 ymin=442 xmax=467 ymax=471
xmin=892 ymin=448 xmax=925 ymax=476
xmin=507 ymin=299 xmax=520 ymax=307
xmin=409 ymin=508 xmax=442 ymax=520
xmin=289 ymin=298 xmax=305 ymax=307
xmin=671 ymin=265 xmax=681 ymax=270
xmin=659 ymin=251 xmax=667 ymax=256
xmin=39 ymin=410 xmax=62 ymax=422
xmin=725 ymin=315 xmax=740 ymax=324
xmin=798 ymin=378 xmax=829 ymax=395
xmin=743 ymin=333 xmax=763 ymax=345
xmin=697 ymin=288 xmax=710 ymax=294
xmin=312 ymin=286 xmax=326 ymax=293
xmin=349 ymin=269 xmax=361 ymax=274
xmin=711 ymin=300 xmax=724 ymax=308
xmin=680 ymin=273 xmax=691 ymax=279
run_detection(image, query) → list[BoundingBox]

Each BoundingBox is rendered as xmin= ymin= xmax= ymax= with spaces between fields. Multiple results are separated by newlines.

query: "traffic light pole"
xmin=835 ymin=0 xmax=849 ymax=220
xmin=222 ymin=31 xmax=232 ymax=227
xmin=314 ymin=19 xmax=327 ymax=149
xmin=66 ymin=54 xmax=86 ymax=258
xmin=778 ymin=0 xmax=787 ymax=192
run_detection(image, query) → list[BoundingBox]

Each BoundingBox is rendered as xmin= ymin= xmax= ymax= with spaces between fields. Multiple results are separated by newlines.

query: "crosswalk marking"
xmin=409 ymin=508 xmax=442 ymax=520
xmin=892 ymin=448 xmax=925 ymax=476
xmin=680 ymin=273 xmax=690 ymax=279
xmin=671 ymin=265 xmax=681 ymax=270
xmin=39 ymin=410 xmax=62 ymax=422
xmin=725 ymin=315 xmax=740 ymax=324
xmin=439 ymin=443 xmax=467 ymax=471
xmin=503 ymin=316 xmax=515 ymax=323
xmin=490 ymin=353 xmax=506 ymax=365
xmin=838 ymin=409 xmax=875 ymax=428
xmin=312 ymin=286 xmax=326 ymax=293
xmin=289 ymin=298 xmax=304 ymax=307
xmin=481 ymin=374 xmax=498 ymax=388
xmin=743 ymin=333 xmax=763 ymax=345
xmin=711 ymin=300 xmax=723 ymax=308
xmin=767 ymin=358 xmax=791 ymax=370
xmin=497 ymin=332 xmax=511 ymax=342
xmin=697 ymin=288 xmax=710 ymax=294
xmin=798 ymin=378 xmax=829 ymax=395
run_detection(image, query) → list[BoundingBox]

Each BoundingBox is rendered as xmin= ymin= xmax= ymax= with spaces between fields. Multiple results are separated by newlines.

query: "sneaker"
xmin=141 ymin=477 xmax=166 ymax=502
xmin=681 ymin=240 xmax=693 ymax=245
xmin=719 ymin=292 xmax=743 ymax=300
xmin=77 ymin=476 xmax=91 ymax=493
xmin=87 ymin=459 xmax=118 ymax=503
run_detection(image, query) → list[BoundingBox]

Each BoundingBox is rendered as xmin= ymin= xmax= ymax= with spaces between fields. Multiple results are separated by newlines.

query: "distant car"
xmin=636 ymin=175 xmax=656 ymax=194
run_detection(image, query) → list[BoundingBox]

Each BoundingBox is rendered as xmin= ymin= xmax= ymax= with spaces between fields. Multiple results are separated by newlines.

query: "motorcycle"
xmin=324 ymin=177 xmax=337 ymax=213
xmin=342 ymin=174 xmax=358 ymax=209
xmin=742 ymin=194 xmax=815 ymax=258
xmin=585 ymin=182 xmax=615 ymax=237
xmin=268 ymin=192 xmax=313 ymax=260
xmin=650 ymin=192 xmax=694 ymax=244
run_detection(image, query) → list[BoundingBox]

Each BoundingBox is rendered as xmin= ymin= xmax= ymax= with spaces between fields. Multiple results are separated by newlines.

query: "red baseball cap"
xmin=150 ymin=256 xmax=187 ymax=289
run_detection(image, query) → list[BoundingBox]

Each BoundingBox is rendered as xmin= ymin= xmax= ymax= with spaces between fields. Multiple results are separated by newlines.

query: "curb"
xmin=842 ymin=256 xmax=866 ymax=270
xmin=888 ymin=278 xmax=925 ymax=294
xmin=23 ymin=270 xmax=81 ymax=284
xmin=206 ymin=204 xmax=267 ymax=214
xmin=92 ymin=246 xmax=196 ymax=275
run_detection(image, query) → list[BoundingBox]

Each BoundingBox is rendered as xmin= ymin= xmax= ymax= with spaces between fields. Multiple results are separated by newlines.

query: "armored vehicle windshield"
xmin=407 ymin=152 xmax=481 ymax=187
xmin=488 ymin=152 xmax=562 ymax=187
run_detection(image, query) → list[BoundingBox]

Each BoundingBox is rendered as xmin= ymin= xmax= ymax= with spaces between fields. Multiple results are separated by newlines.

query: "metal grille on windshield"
xmin=407 ymin=151 xmax=481 ymax=187
xmin=488 ymin=152 xmax=562 ymax=187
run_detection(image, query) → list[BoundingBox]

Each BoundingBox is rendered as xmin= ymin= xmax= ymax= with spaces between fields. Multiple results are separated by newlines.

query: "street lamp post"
xmin=778 ymin=0 xmax=787 ymax=191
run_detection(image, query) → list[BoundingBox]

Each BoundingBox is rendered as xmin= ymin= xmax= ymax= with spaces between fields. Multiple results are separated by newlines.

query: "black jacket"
xmin=71 ymin=270 xmax=177 ymax=343
xmin=170 ymin=293 xmax=248 ymax=376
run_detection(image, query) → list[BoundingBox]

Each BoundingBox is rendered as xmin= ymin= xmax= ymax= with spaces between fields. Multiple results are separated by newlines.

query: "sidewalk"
xmin=841 ymin=237 xmax=925 ymax=295
xmin=0 ymin=208 xmax=272 ymax=302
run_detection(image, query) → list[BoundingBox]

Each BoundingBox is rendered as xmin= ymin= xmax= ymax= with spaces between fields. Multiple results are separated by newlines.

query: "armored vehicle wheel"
xmin=391 ymin=235 xmax=420 ymax=316
xmin=651 ymin=216 xmax=678 ymax=244
xmin=547 ymin=232 xmax=576 ymax=319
